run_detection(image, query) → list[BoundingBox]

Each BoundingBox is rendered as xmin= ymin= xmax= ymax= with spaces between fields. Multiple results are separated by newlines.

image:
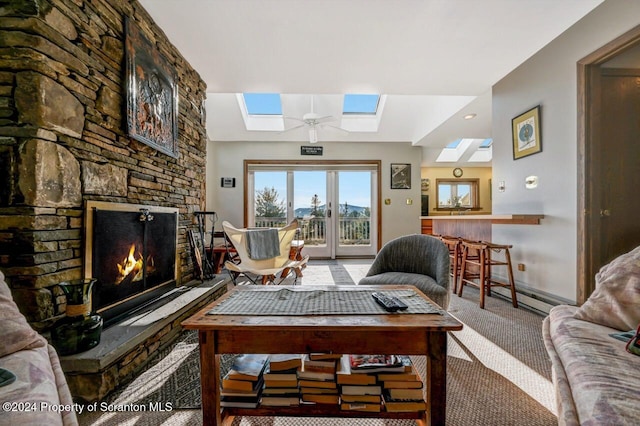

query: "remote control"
xmin=389 ymin=295 xmax=408 ymax=311
xmin=372 ymin=292 xmax=408 ymax=312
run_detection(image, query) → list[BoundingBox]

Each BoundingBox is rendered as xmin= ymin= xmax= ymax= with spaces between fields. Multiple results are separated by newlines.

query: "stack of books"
xmin=337 ymin=355 xmax=383 ymax=412
xmin=299 ymin=353 xmax=342 ymax=405
xmin=376 ymin=356 xmax=426 ymax=413
xmin=260 ymin=354 xmax=302 ymax=407
xmin=220 ymin=354 xmax=269 ymax=408
xmin=382 ymin=387 xmax=427 ymax=412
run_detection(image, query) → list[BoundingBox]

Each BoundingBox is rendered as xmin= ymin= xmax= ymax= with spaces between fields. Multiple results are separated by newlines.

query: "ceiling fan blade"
xmin=323 ymin=124 xmax=350 ymax=133
xmin=283 ymin=116 xmax=306 ymax=123
xmin=279 ymin=124 xmax=305 ymax=134
xmin=315 ymin=115 xmax=334 ymax=123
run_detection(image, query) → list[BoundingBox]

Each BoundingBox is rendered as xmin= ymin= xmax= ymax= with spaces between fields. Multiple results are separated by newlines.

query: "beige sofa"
xmin=543 ymin=246 xmax=640 ymax=425
xmin=0 ymin=271 xmax=78 ymax=426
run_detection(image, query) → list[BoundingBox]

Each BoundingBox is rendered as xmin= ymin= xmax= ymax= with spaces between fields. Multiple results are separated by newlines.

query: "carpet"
xmin=79 ymin=286 xmax=556 ymax=426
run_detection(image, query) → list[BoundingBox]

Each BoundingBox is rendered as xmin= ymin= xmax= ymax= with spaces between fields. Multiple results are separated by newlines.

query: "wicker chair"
xmin=358 ymin=234 xmax=451 ymax=309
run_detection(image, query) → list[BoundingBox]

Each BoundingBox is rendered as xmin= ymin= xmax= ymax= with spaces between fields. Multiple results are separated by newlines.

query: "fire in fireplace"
xmin=84 ymin=201 xmax=179 ymax=326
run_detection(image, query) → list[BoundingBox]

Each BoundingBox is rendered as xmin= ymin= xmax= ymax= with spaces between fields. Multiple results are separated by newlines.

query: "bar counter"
xmin=420 ymin=214 xmax=544 ymax=241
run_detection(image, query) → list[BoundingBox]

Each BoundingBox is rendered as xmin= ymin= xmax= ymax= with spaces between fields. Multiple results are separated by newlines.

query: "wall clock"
xmin=453 ymin=168 xmax=463 ymax=178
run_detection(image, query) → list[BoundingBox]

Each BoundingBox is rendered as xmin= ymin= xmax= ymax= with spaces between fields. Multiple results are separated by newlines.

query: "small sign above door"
xmin=301 ymin=146 xmax=323 ymax=156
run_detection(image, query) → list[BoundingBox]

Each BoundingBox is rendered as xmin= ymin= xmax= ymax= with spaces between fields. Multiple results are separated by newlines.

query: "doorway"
xmin=577 ymin=25 xmax=640 ymax=304
xmin=245 ymin=160 xmax=381 ymax=259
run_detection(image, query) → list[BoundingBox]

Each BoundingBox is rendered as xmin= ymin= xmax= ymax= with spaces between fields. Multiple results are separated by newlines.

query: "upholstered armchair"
xmin=358 ymin=234 xmax=451 ymax=309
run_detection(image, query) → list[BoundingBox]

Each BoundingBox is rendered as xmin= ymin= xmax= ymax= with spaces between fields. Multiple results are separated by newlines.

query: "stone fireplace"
xmin=0 ymin=0 xmax=227 ymax=402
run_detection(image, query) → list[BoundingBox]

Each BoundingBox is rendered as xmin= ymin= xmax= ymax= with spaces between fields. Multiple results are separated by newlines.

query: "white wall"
xmin=207 ymin=141 xmax=423 ymax=246
xmin=491 ymin=0 xmax=640 ymax=303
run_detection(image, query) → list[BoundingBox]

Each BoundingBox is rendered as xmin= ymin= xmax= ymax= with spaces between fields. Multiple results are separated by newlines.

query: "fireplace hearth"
xmin=85 ymin=201 xmax=179 ymax=327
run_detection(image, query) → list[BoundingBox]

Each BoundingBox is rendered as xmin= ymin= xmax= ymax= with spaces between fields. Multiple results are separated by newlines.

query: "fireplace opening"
xmin=85 ymin=201 xmax=179 ymax=327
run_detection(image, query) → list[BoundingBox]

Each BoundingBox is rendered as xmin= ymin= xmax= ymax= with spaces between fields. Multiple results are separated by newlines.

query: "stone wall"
xmin=0 ymin=0 xmax=208 ymax=330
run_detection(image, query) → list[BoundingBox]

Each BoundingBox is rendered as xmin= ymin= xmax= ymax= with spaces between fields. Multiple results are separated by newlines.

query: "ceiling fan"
xmin=283 ymin=96 xmax=348 ymax=143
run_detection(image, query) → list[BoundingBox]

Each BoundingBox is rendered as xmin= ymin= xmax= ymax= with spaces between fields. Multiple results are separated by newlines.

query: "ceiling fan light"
xmin=309 ymin=127 xmax=318 ymax=144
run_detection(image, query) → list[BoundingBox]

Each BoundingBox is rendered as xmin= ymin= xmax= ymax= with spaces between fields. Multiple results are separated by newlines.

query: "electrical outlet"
xmin=517 ymin=263 xmax=526 ymax=272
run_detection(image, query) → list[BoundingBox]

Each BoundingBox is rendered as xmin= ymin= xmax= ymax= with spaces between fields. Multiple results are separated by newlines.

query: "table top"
xmin=182 ymin=285 xmax=463 ymax=332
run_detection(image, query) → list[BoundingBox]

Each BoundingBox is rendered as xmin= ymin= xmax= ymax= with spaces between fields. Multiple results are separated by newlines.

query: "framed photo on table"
xmin=512 ymin=105 xmax=542 ymax=160
xmin=391 ymin=163 xmax=411 ymax=189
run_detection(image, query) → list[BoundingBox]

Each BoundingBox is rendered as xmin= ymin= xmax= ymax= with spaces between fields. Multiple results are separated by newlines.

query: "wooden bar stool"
xmin=439 ymin=236 xmax=463 ymax=294
xmin=458 ymin=240 xmax=518 ymax=309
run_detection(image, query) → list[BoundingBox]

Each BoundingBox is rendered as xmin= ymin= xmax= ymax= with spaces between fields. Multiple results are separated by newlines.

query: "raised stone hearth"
xmin=61 ymin=276 xmax=229 ymax=403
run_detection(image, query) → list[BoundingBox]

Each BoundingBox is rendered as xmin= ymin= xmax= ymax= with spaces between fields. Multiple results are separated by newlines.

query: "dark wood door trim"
xmin=577 ymin=24 xmax=640 ymax=304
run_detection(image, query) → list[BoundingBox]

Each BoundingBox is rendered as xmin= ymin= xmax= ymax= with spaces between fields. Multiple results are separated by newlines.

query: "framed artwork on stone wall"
xmin=125 ymin=17 xmax=179 ymax=158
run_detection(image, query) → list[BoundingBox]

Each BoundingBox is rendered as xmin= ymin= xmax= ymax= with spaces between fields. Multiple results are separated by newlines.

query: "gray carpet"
xmin=78 ymin=272 xmax=556 ymax=425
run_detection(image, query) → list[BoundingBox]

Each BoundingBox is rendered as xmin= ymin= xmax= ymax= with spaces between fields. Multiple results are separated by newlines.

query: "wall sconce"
xmin=525 ymin=176 xmax=538 ymax=189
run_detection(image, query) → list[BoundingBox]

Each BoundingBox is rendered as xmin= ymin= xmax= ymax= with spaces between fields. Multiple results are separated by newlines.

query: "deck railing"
xmin=254 ymin=216 xmax=371 ymax=245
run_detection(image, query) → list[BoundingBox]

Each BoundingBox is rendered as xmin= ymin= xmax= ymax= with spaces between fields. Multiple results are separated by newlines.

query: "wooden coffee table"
xmin=182 ymin=285 xmax=462 ymax=425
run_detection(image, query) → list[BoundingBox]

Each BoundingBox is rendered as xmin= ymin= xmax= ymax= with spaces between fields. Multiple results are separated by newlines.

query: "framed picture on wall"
xmin=512 ymin=105 xmax=542 ymax=160
xmin=391 ymin=163 xmax=411 ymax=189
xmin=125 ymin=17 xmax=179 ymax=158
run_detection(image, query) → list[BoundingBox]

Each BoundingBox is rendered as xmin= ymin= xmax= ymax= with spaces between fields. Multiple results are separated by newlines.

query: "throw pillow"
xmin=574 ymin=245 xmax=640 ymax=331
xmin=0 ymin=271 xmax=46 ymax=358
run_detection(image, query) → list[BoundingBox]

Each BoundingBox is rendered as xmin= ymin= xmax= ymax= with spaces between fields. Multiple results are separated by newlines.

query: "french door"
xmin=247 ymin=162 xmax=379 ymax=259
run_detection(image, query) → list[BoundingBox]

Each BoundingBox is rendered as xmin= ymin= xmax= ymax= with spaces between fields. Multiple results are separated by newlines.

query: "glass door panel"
xmin=252 ymin=171 xmax=288 ymax=227
xmin=293 ymin=171 xmax=331 ymax=258
xmin=336 ymin=171 xmax=376 ymax=257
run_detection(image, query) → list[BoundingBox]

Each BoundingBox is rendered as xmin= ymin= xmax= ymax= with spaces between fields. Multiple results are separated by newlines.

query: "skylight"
xmin=468 ymin=139 xmax=493 ymax=162
xmin=446 ymin=139 xmax=463 ymax=149
xmin=236 ymin=93 xmax=284 ymax=131
xmin=242 ymin=93 xmax=282 ymax=115
xmin=343 ymin=94 xmax=380 ymax=115
xmin=435 ymin=138 xmax=474 ymax=162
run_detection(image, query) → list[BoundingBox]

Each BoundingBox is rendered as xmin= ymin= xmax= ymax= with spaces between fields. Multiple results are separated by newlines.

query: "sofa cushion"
xmin=548 ymin=305 xmax=640 ymax=425
xmin=574 ymin=245 xmax=640 ymax=331
xmin=0 ymin=345 xmax=66 ymax=426
xmin=0 ymin=271 xmax=47 ymax=358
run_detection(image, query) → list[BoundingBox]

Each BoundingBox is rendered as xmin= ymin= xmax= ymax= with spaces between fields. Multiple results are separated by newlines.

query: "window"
xmin=242 ymin=93 xmax=282 ymax=115
xmin=343 ymin=94 xmax=380 ymax=115
xmin=436 ymin=179 xmax=480 ymax=209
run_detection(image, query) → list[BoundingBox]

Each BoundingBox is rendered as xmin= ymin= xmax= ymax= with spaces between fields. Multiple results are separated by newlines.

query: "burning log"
xmin=116 ymin=244 xmax=144 ymax=285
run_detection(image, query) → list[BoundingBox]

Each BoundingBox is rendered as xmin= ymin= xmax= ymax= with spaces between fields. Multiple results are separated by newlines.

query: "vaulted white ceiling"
xmin=140 ymin=0 xmax=604 ymax=165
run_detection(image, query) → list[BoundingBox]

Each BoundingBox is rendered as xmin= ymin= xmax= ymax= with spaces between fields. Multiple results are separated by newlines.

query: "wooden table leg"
xmin=199 ymin=330 xmax=222 ymax=425
xmin=426 ymin=331 xmax=448 ymax=426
